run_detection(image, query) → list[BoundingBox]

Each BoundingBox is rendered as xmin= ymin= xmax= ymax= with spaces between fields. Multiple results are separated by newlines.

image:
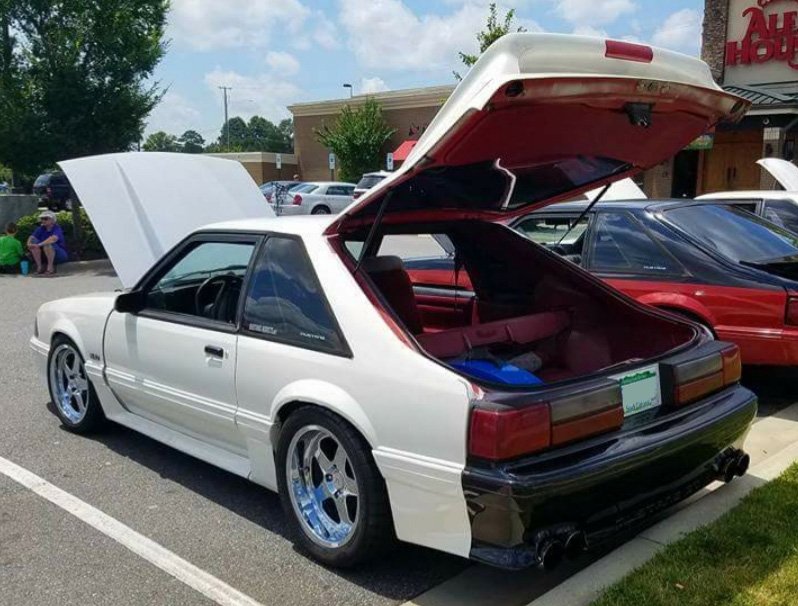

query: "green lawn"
xmin=591 ymin=463 xmax=798 ymax=606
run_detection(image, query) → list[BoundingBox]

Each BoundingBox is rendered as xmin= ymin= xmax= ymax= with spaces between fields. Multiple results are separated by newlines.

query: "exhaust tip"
xmin=564 ymin=531 xmax=587 ymax=560
xmin=735 ymin=452 xmax=750 ymax=477
xmin=539 ymin=540 xmax=565 ymax=570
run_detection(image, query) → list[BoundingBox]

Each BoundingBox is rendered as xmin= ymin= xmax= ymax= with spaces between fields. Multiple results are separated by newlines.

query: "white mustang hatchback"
xmin=32 ymin=34 xmax=757 ymax=570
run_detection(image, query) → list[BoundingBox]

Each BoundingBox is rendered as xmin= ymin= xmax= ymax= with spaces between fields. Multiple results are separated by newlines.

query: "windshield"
xmin=665 ymin=205 xmax=798 ymax=263
xmin=356 ymin=175 xmax=386 ymax=190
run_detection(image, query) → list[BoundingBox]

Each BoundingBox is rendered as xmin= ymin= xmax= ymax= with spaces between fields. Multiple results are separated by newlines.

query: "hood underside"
xmin=328 ymin=34 xmax=747 ymax=235
xmin=757 ymin=158 xmax=798 ymax=192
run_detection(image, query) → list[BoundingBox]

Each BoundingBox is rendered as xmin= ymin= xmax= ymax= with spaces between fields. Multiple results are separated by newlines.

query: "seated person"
xmin=27 ymin=211 xmax=68 ymax=275
xmin=0 ymin=222 xmax=24 ymax=273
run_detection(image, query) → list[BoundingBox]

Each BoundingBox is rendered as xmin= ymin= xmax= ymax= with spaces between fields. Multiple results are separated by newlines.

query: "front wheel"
xmin=276 ymin=406 xmax=394 ymax=567
xmin=47 ymin=337 xmax=105 ymax=433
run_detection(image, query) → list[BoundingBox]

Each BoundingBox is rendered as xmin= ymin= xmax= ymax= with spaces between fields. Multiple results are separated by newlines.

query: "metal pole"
xmin=219 ymin=86 xmax=232 ymax=150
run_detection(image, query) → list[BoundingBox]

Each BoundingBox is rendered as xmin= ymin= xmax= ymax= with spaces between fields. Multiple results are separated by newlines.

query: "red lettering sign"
xmin=726 ymin=1 xmax=798 ymax=70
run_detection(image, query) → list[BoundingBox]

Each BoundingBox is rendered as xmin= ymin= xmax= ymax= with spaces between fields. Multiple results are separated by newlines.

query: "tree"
xmin=214 ymin=115 xmax=293 ymax=153
xmin=454 ymin=3 xmax=526 ymax=80
xmin=142 ymin=131 xmax=180 ymax=152
xmin=178 ymin=130 xmax=205 ymax=154
xmin=278 ymin=118 xmax=294 ymax=153
xmin=315 ymin=98 xmax=395 ymax=183
xmin=0 ymin=0 xmax=168 ymax=176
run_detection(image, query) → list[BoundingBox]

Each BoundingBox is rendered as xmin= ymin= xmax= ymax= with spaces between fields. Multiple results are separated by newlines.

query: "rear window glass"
xmin=34 ymin=175 xmax=49 ymax=186
xmin=292 ymin=183 xmax=318 ymax=194
xmin=764 ymin=199 xmax=798 ymax=234
xmin=516 ymin=216 xmax=588 ymax=246
xmin=356 ymin=175 xmax=386 ymax=190
xmin=590 ymin=212 xmax=680 ymax=274
xmin=666 ymin=205 xmax=798 ymax=263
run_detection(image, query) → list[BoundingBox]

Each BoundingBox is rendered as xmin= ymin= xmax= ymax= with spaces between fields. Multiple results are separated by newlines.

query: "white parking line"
xmin=0 ymin=455 xmax=265 ymax=606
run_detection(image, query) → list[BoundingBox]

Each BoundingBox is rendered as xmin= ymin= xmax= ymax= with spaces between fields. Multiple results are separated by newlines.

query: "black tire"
xmin=276 ymin=405 xmax=394 ymax=567
xmin=47 ymin=335 xmax=105 ymax=434
xmin=311 ymin=206 xmax=331 ymax=215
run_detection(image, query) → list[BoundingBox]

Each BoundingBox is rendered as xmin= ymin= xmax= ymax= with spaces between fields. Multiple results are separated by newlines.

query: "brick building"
xmin=204 ymin=151 xmax=299 ymax=185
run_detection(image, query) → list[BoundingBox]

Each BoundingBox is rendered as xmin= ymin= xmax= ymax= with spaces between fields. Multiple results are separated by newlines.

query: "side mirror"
xmin=114 ymin=290 xmax=145 ymax=314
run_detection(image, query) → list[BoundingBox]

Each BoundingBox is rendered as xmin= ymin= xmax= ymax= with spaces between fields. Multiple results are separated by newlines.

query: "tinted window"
xmin=516 ymin=215 xmax=588 ymax=246
xmin=356 ymin=175 xmax=385 ymax=189
xmin=242 ymin=237 xmax=345 ymax=353
xmin=327 ymin=185 xmax=353 ymax=196
xmin=590 ymin=212 xmax=680 ymax=273
xmin=666 ymin=205 xmax=798 ymax=263
xmin=292 ymin=183 xmax=318 ymax=194
xmin=764 ymin=199 xmax=798 ymax=233
xmin=34 ymin=174 xmax=49 ymax=187
xmin=146 ymin=241 xmax=255 ymax=321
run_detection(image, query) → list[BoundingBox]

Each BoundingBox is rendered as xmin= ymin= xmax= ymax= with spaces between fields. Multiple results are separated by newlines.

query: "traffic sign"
xmin=275 ymin=153 xmax=282 ymax=170
xmin=328 ymin=153 xmax=336 ymax=170
xmin=386 ymin=153 xmax=394 ymax=171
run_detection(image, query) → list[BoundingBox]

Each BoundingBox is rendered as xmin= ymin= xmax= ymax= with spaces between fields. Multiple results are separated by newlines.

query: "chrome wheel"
xmin=286 ymin=425 xmax=360 ymax=548
xmin=49 ymin=343 xmax=90 ymax=424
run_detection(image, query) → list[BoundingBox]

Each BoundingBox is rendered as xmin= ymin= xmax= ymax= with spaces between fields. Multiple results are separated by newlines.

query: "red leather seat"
xmin=362 ymin=256 xmax=424 ymax=334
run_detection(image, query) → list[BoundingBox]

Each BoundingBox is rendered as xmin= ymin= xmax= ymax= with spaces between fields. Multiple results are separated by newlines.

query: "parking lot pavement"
xmin=2 ymin=262 xmax=796 ymax=606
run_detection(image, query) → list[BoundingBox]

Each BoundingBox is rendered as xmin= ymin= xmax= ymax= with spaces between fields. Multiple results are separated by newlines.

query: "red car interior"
xmin=355 ymin=221 xmax=697 ymax=385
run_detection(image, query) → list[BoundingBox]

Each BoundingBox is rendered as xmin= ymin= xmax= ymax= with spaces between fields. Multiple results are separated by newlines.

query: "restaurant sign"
xmin=725 ymin=0 xmax=798 ymax=86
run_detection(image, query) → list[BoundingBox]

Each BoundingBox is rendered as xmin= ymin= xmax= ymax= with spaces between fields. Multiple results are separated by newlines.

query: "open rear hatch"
xmin=327 ymin=34 xmax=746 ymax=234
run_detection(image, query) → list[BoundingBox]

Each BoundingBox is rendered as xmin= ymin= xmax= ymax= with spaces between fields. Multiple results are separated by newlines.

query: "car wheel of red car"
xmin=277 ymin=405 xmax=394 ymax=567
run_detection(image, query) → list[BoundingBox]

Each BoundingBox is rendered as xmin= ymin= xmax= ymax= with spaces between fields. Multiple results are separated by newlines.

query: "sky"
xmin=145 ymin=0 xmax=705 ymax=142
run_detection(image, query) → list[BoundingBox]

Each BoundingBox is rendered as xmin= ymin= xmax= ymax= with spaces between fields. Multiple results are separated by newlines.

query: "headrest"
xmin=360 ymin=255 xmax=406 ymax=274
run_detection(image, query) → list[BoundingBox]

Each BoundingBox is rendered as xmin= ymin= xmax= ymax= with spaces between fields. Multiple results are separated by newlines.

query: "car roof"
xmin=304 ymin=181 xmax=356 ymax=187
xmin=201 ymin=215 xmax=332 ymax=236
xmin=697 ymin=190 xmax=797 ymax=200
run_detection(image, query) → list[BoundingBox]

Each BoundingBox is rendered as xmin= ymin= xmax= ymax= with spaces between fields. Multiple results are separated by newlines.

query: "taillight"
xmin=265 ymin=193 xmax=272 ymax=202
xmin=353 ymin=191 xmax=362 ymax=199
xmin=786 ymin=296 xmax=798 ymax=326
xmin=468 ymin=383 xmax=623 ymax=460
xmin=672 ymin=344 xmax=741 ymax=406
xmin=605 ymin=40 xmax=653 ymax=63
xmin=293 ymin=194 xmax=302 ymax=205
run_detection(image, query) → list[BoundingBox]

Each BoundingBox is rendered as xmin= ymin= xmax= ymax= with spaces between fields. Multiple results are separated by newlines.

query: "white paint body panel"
xmin=59 ymin=153 xmax=272 ymax=288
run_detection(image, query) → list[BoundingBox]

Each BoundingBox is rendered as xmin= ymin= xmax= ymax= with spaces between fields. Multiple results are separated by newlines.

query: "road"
xmin=0 ymin=259 xmax=794 ymax=606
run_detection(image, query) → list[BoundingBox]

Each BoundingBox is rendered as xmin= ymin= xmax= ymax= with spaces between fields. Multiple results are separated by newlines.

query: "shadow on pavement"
xmin=742 ymin=367 xmax=798 ymax=418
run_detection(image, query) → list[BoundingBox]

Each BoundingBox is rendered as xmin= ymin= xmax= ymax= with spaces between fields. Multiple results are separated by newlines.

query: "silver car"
xmin=272 ymin=181 xmax=356 ymax=216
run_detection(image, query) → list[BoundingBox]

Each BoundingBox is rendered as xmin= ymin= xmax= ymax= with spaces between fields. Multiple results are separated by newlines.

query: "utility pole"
xmin=219 ymin=86 xmax=232 ymax=150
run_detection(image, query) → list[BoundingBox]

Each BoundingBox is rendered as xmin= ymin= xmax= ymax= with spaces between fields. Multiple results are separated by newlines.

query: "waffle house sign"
xmin=725 ymin=0 xmax=798 ymax=86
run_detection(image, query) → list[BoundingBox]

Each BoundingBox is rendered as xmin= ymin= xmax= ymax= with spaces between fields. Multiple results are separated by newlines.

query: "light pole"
xmin=342 ymin=83 xmax=353 ymax=98
xmin=218 ymin=85 xmax=232 ymax=150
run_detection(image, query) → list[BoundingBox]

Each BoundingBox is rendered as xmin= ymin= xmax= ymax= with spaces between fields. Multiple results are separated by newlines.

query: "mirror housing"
xmin=114 ymin=290 xmax=145 ymax=314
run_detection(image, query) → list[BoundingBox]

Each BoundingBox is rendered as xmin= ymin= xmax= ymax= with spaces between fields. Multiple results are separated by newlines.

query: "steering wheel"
xmin=194 ymin=274 xmax=242 ymax=319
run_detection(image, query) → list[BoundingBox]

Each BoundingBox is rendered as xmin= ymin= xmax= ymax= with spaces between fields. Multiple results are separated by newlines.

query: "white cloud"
xmin=265 ymin=51 xmax=300 ymax=76
xmin=572 ymin=25 xmax=608 ymax=38
xmin=360 ymin=76 xmax=390 ymax=94
xmin=204 ymin=69 xmax=301 ymax=125
xmin=554 ymin=0 xmax=636 ymax=27
xmin=338 ymin=0 xmax=542 ymax=72
xmin=313 ymin=14 xmax=340 ymax=49
xmin=169 ymin=0 xmax=310 ymax=51
xmin=651 ymin=9 xmax=701 ymax=56
xmin=145 ymin=91 xmax=202 ymax=136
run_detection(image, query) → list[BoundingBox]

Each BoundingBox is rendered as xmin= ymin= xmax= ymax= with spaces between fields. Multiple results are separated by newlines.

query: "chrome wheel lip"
xmin=286 ymin=424 xmax=360 ymax=549
xmin=49 ymin=343 xmax=89 ymax=425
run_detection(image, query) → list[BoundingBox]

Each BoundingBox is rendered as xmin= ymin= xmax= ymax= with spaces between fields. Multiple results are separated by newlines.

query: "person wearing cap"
xmin=27 ymin=211 xmax=68 ymax=275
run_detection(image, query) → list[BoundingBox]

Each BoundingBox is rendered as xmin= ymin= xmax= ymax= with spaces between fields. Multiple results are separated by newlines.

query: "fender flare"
xmin=48 ymin=319 xmax=88 ymax=358
xmin=269 ymin=379 xmax=377 ymax=448
xmin=636 ymin=292 xmax=716 ymax=327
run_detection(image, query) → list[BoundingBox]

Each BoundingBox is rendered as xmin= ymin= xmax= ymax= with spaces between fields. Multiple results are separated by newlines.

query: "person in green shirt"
xmin=0 ymin=222 xmax=24 ymax=273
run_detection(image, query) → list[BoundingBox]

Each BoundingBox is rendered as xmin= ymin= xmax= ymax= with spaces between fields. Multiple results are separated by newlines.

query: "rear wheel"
xmin=47 ymin=336 xmax=105 ymax=433
xmin=311 ymin=206 xmax=331 ymax=215
xmin=276 ymin=406 xmax=393 ymax=567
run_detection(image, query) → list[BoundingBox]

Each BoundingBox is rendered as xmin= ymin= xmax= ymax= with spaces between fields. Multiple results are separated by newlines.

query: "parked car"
xmin=273 ymin=181 xmax=355 ymax=216
xmin=697 ymin=158 xmax=798 ymax=233
xmin=259 ymin=180 xmax=301 ymax=206
xmin=353 ymin=171 xmax=391 ymax=199
xmin=33 ymin=171 xmax=73 ymax=210
xmin=36 ymin=34 xmax=754 ymax=571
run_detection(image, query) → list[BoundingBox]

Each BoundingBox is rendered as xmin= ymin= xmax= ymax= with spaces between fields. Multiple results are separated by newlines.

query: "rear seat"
xmin=416 ymin=311 xmax=570 ymax=359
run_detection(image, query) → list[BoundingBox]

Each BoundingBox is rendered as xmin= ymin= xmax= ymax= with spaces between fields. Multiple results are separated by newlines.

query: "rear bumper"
xmin=717 ymin=326 xmax=798 ymax=366
xmin=462 ymin=385 xmax=757 ymax=569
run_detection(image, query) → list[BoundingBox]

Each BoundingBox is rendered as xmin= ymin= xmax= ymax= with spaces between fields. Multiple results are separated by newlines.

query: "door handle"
xmin=204 ymin=345 xmax=224 ymax=358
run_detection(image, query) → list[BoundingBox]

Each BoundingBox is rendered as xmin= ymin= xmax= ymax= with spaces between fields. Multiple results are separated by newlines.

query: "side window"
xmin=327 ymin=185 xmax=353 ymax=196
xmin=589 ymin=212 xmax=681 ymax=274
xmin=764 ymin=199 xmax=798 ymax=233
xmin=145 ymin=240 xmax=256 ymax=322
xmin=515 ymin=216 xmax=588 ymax=247
xmin=242 ymin=237 xmax=347 ymax=354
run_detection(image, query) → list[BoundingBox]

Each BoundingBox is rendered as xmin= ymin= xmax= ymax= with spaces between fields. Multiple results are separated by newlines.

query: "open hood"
xmin=757 ymin=158 xmax=798 ymax=191
xmin=583 ymin=178 xmax=647 ymax=201
xmin=60 ymin=152 xmax=271 ymax=288
xmin=328 ymin=33 xmax=747 ymax=235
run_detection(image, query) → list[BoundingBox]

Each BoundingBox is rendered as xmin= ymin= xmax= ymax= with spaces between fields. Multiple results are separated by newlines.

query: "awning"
xmin=392 ymin=139 xmax=418 ymax=162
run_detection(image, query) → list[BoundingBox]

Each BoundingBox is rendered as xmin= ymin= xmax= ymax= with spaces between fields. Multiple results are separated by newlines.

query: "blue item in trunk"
xmin=450 ymin=359 xmax=544 ymax=386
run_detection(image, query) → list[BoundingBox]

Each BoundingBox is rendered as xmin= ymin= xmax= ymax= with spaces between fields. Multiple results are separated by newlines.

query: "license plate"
xmin=611 ymin=365 xmax=662 ymax=417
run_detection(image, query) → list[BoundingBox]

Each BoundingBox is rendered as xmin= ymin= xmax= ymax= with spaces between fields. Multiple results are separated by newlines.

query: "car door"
xmin=326 ymin=185 xmax=353 ymax=213
xmin=103 ymin=233 xmax=259 ymax=454
xmin=234 ymin=234 xmax=352 ymax=488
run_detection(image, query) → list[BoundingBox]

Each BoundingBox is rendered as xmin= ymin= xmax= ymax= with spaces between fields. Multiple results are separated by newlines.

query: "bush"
xmin=15 ymin=208 xmax=106 ymax=260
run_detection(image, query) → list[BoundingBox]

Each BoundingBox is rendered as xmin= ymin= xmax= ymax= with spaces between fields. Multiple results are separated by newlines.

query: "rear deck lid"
xmin=59 ymin=152 xmax=272 ymax=287
xmin=757 ymin=158 xmax=798 ymax=191
xmin=327 ymin=33 xmax=747 ymax=234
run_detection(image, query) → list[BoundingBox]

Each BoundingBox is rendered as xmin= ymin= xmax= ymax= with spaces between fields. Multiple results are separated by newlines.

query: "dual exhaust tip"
xmin=721 ymin=451 xmax=750 ymax=484
xmin=539 ymin=531 xmax=586 ymax=570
